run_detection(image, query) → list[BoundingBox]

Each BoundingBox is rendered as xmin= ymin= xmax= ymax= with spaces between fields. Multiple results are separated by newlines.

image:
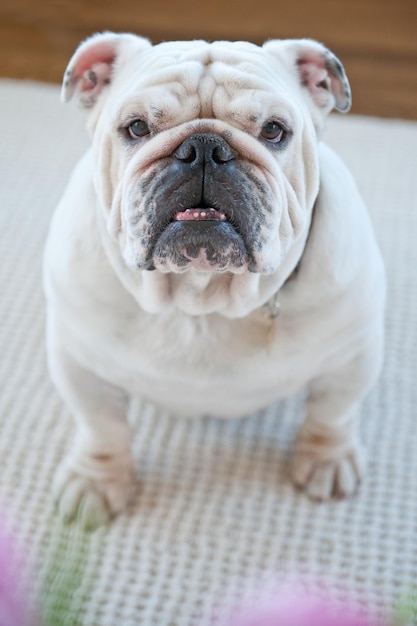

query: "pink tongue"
xmin=174 ymin=208 xmax=227 ymax=222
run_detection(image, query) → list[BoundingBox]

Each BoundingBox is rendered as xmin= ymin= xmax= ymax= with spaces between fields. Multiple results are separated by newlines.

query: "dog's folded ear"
xmin=62 ymin=32 xmax=151 ymax=107
xmin=264 ymin=39 xmax=351 ymax=117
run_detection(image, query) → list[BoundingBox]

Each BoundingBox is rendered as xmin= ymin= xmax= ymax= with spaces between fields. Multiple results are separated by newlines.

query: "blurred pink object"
xmin=230 ymin=589 xmax=378 ymax=626
xmin=0 ymin=515 xmax=30 ymax=626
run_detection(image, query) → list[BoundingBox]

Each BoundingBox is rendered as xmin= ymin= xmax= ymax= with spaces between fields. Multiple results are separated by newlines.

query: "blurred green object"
xmin=394 ymin=590 xmax=417 ymax=625
xmin=41 ymin=523 xmax=92 ymax=626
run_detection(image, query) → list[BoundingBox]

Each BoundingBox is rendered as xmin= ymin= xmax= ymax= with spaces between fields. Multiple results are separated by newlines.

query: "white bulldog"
xmin=44 ymin=32 xmax=385 ymax=528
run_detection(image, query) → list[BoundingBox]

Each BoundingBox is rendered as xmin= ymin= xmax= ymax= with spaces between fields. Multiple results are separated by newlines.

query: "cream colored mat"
xmin=0 ymin=78 xmax=416 ymax=625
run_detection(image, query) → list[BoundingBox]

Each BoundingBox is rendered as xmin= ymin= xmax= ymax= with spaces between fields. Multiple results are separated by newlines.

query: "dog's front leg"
xmin=291 ymin=351 xmax=380 ymax=500
xmin=48 ymin=341 xmax=134 ymax=529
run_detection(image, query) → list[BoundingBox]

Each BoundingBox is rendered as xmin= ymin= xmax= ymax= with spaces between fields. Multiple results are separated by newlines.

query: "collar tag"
xmin=261 ymin=292 xmax=281 ymax=319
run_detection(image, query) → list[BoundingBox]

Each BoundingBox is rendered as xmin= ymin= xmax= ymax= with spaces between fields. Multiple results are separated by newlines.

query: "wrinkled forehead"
xmin=110 ymin=39 xmax=301 ymax=124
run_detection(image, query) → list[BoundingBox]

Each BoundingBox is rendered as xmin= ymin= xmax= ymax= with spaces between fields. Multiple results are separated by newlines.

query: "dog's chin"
xmin=151 ymin=220 xmax=249 ymax=274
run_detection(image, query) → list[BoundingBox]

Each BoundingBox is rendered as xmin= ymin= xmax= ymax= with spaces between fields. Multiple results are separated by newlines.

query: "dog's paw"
xmin=291 ymin=442 xmax=366 ymax=501
xmin=53 ymin=453 xmax=135 ymax=530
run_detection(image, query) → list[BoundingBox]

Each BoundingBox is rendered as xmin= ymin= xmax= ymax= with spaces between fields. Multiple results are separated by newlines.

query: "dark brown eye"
xmin=260 ymin=121 xmax=285 ymax=143
xmin=128 ymin=119 xmax=150 ymax=139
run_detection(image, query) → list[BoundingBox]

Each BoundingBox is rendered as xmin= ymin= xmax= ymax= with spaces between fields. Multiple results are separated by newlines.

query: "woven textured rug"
xmin=0 ymin=78 xmax=416 ymax=625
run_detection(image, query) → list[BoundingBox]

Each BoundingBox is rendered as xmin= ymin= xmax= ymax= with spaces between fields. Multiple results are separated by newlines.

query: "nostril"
xmin=212 ymin=144 xmax=234 ymax=164
xmin=174 ymin=141 xmax=197 ymax=164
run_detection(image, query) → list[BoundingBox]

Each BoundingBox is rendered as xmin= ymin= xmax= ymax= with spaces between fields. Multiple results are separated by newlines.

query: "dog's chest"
xmin=79 ymin=305 xmax=323 ymax=417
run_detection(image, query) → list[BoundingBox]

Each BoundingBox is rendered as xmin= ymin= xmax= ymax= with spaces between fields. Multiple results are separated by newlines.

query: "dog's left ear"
xmin=264 ymin=39 xmax=351 ymax=116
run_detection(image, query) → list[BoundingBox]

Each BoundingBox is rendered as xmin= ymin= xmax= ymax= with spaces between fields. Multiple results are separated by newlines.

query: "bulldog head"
xmin=62 ymin=32 xmax=350 ymax=308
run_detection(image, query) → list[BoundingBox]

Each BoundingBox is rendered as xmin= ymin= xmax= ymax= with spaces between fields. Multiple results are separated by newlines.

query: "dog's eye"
xmin=128 ymin=120 xmax=150 ymax=139
xmin=260 ymin=121 xmax=285 ymax=143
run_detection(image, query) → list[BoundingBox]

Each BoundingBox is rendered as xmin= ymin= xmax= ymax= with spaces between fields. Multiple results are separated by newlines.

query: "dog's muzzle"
xmin=131 ymin=132 xmax=271 ymax=273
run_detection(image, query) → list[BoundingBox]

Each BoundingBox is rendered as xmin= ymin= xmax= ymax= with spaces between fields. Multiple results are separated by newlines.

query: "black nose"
xmin=173 ymin=134 xmax=234 ymax=166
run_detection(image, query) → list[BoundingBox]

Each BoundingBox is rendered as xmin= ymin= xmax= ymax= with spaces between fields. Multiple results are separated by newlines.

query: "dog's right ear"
xmin=62 ymin=32 xmax=151 ymax=107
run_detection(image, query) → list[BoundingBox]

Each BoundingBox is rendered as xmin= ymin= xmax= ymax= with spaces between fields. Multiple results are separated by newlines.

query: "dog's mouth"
xmin=149 ymin=203 xmax=249 ymax=273
xmin=173 ymin=207 xmax=228 ymax=222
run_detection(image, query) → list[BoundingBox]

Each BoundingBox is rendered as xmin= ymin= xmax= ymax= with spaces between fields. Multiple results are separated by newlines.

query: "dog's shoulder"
xmin=309 ymin=142 xmax=383 ymax=285
xmin=43 ymin=148 xmax=110 ymax=303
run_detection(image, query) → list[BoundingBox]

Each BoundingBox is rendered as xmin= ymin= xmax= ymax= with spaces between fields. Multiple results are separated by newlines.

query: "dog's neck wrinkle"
xmin=170 ymin=271 xmax=234 ymax=314
xmin=145 ymin=270 xmax=285 ymax=318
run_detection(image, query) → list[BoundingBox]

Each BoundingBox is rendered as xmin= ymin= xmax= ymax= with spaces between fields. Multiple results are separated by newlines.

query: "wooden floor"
xmin=1 ymin=0 xmax=416 ymax=119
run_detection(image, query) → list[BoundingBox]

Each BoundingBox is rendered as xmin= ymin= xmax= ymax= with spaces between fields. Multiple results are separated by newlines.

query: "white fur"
xmin=44 ymin=33 xmax=385 ymax=528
